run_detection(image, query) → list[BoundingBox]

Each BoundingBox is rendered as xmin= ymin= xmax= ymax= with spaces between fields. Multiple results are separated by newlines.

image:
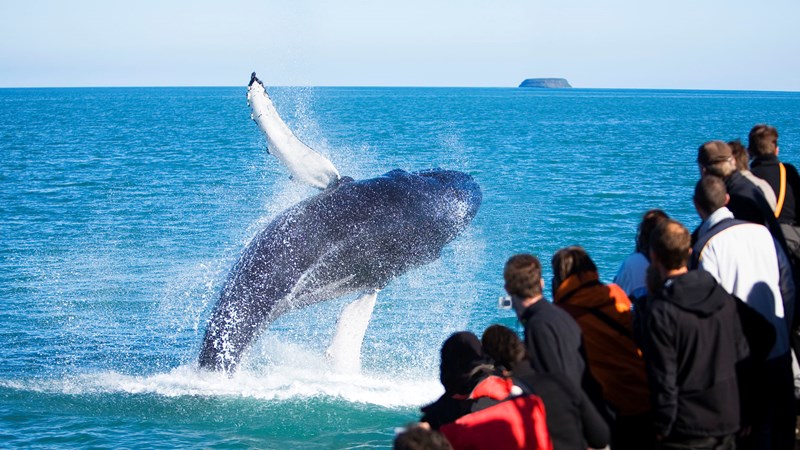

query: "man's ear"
xmin=693 ymin=197 xmax=704 ymax=218
xmin=724 ymin=193 xmax=730 ymax=206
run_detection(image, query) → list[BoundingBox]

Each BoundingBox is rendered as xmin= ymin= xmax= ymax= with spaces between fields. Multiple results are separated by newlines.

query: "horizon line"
xmin=1 ymin=84 xmax=798 ymax=94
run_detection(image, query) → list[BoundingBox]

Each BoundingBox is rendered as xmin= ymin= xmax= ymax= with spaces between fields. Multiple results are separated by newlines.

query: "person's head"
xmin=649 ymin=219 xmax=691 ymax=274
xmin=748 ymin=124 xmax=779 ymax=158
xmin=503 ymin=254 xmax=544 ymax=314
xmin=394 ymin=425 xmax=453 ymax=450
xmin=697 ymin=140 xmax=736 ymax=177
xmin=729 ymin=140 xmax=750 ymax=172
xmin=481 ymin=324 xmax=527 ymax=372
xmin=635 ymin=209 xmax=670 ymax=255
xmin=439 ymin=331 xmax=492 ymax=395
xmin=693 ymin=175 xmax=729 ymax=219
xmin=551 ymin=246 xmax=597 ymax=295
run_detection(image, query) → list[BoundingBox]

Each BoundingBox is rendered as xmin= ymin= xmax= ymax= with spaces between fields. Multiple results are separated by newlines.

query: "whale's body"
xmin=197 ymin=75 xmax=481 ymax=372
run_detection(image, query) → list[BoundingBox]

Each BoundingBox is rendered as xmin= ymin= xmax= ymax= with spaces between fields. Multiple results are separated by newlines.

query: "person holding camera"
xmin=502 ymin=254 xmax=609 ymax=425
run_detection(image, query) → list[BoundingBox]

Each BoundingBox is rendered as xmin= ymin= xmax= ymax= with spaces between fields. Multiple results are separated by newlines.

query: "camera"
xmin=497 ymin=295 xmax=513 ymax=310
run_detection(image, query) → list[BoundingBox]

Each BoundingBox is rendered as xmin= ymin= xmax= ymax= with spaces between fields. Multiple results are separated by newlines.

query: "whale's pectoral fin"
xmin=325 ymin=290 xmax=378 ymax=373
xmin=247 ymin=72 xmax=340 ymax=190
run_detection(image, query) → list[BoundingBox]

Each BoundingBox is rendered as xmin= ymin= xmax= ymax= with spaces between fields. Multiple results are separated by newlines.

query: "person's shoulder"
xmin=719 ymin=221 xmax=775 ymax=247
xmin=527 ymin=301 xmax=580 ymax=330
xmin=620 ymin=251 xmax=648 ymax=267
xmin=525 ymin=300 xmax=557 ymax=323
xmin=615 ymin=252 xmax=647 ymax=277
xmin=513 ymin=364 xmax=581 ymax=403
xmin=646 ymin=293 xmax=680 ymax=319
xmin=783 ymin=161 xmax=800 ymax=176
xmin=530 ymin=372 xmax=580 ymax=397
xmin=607 ymin=282 xmax=631 ymax=301
xmin=546 ymin=299 xmax=580 ymax=319
xmin=730 ymin=171 xmax=761 ymax=194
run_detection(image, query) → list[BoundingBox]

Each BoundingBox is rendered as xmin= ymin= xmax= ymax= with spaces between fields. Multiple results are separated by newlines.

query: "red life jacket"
xmin=440 ymin=376 xmax=553 ymax=450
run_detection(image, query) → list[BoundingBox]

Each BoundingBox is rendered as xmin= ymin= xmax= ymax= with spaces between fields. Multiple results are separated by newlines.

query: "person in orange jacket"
xmin=551 ymin=246 xmax=653 ymax=450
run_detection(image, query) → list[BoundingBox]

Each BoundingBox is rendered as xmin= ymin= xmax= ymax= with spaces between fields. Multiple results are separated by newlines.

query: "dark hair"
xmin=635 ymin=209 xmax=669 ymax=254
xmin=439 ymin=332 xmax=492 ymax=395
xmin=394 ymin=426 xmax=453 ymax=450
xmin=649 ymin=219 xmax=691 ymax=271
xmin=693 ymin=175 xmax=727 ymax=216
xmin=748 ymin=124 xmax=779 ymax=157
xmin=551 ymin=246 xmax=597 ymax=289
xmin=729 ymin=140 xmax=749 ymax=171
xmin=645 ymin=264 xmax=663 ymax=297
xmin=481 ymin=324 xmax=527 ymax=371
xmin=504 ymin=254 xmax=542 ymax=298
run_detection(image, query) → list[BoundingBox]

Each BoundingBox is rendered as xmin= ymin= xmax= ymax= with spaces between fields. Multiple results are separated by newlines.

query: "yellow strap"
xmin=775 ymin=163 xmax=787 ymax=218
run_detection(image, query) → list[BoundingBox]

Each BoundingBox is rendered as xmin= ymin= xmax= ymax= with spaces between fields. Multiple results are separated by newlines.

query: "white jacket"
xmin=696 ymin=207 xmax=792 ymax=359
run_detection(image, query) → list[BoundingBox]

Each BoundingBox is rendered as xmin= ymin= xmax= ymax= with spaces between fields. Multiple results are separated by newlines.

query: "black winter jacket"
xmin=751 ymin=155 xmax=800 ymax=225
xmin=513 ymin=361 xmax=610 ymax=450
xmin=725 ymin=171 xmax=788 ymax=252
xmin=643 ymin=270 xmax=748 ymax=438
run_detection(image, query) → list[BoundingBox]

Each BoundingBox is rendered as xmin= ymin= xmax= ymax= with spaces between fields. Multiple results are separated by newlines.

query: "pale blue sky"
xmin=1 ymin=0 xmax=798 ymax=90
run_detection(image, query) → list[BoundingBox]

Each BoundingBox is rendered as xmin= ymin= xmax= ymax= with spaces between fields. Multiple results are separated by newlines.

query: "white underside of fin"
xmin=247 ymin=79 xmax=340 ymax=190
xmin=325 ymin=290 xmax=378 ymax=374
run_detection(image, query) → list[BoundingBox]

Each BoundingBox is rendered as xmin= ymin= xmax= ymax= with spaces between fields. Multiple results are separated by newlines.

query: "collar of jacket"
xmin=752 ymin=154 xmax=779 ymax=167
xmin=553 ymin=271 xmax=602 ymax=304
xmin=520 ymin=298 xmax=549 ymax=325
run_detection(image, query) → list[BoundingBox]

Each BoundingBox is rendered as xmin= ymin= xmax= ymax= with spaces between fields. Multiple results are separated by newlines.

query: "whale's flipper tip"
xmin=249 ymin=72 xmax=263 ymax=88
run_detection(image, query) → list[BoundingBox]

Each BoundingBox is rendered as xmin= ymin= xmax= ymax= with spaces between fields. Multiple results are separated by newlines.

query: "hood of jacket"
xmin=439 ymin=331 xmax=494 ymax=395
xmin=659 ymin=270 xmax=729 ymax=317
xmin=554 ymin=271 xmax=630 ymax=312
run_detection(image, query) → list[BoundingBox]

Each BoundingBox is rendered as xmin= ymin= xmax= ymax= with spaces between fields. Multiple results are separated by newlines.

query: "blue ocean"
xmin=1 ymin=86 xmax=799 ymax=448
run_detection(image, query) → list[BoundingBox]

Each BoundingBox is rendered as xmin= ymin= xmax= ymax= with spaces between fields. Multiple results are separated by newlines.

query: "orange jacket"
xmin=554 ymin=271 xmax=650 ymax=416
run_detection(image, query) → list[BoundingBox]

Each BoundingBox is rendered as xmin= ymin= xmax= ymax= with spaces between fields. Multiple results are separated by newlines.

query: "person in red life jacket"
xmin=420 ymin=332 xmax=497 ymax=430
xmin=551 ymin=246 xmax=654 ymax=450
xmin=481 ymin=324 xmax=610 ymax=450
xmin=420 ymin=331 xmax=553 ymax=450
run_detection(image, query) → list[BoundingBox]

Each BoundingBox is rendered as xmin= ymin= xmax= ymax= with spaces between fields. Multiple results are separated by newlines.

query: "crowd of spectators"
xmin=394 ymin=124 xmax=800 ymax=450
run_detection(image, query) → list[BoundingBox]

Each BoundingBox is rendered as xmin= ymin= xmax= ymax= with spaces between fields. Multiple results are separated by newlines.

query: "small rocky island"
xmin=518 ymin=78 xmax=572 ymax=88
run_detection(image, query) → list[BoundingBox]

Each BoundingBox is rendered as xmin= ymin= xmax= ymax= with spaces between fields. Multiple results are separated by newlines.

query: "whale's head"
xmin=362 ymin=169 xmax=481 ymax=248
xmin=413 ymin=168 xmax=482 ymax=237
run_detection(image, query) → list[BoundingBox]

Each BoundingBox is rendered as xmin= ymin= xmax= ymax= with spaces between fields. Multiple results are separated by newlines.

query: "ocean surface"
xmin=1 ymin=85 xmax=799 ymax=448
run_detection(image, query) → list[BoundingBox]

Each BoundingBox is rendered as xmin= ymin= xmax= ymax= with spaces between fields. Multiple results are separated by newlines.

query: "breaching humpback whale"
xmin=198 ymin=73 xmax=481 ymax=372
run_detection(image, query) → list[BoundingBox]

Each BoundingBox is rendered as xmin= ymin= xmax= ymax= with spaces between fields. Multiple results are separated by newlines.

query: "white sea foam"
xmin=1 ymin=361 xmax=441 ymax=409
